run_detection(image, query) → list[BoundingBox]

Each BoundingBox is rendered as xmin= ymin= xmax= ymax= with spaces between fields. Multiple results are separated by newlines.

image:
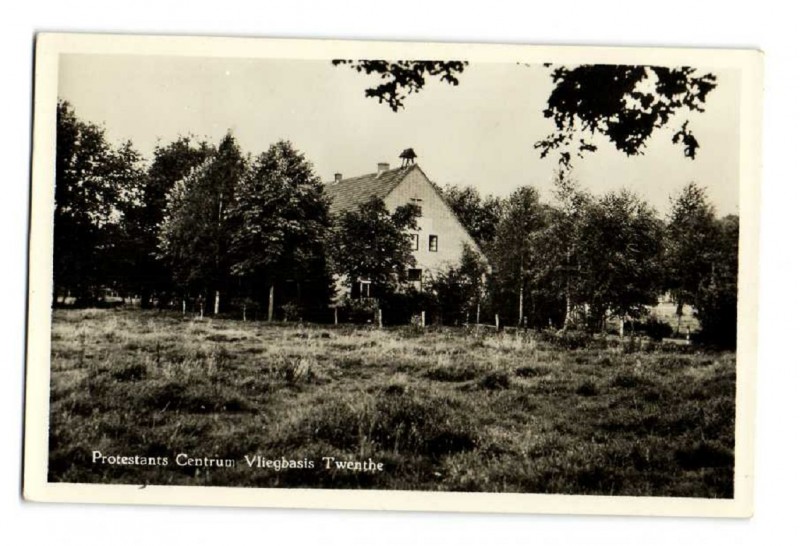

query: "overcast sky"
xmin=58 ymin=54 xmax=741 ymax=216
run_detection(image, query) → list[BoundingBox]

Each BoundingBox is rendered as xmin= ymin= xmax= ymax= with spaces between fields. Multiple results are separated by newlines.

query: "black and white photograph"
xmin=23 ymin=33 xmax=761 ymax=516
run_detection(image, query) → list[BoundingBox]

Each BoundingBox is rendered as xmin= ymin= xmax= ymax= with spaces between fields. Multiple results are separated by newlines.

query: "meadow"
xmin=48 ymin=308 xmax=735 ymax=497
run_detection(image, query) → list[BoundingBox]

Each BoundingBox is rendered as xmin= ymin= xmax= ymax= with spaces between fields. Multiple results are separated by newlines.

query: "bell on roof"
xmin=399 ymin=148 xmax=417 ymax=167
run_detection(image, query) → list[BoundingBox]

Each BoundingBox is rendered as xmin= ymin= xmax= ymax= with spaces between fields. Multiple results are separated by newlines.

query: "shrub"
xmin=631 ymin=316 xmax=674 ymax=341
xmin=110 ymin=361 xmax=148 ymax=381
xmin=576 ymin=381 xmax=599 ymax=396
xmin=426 ymin=362 xmax=482 ymax=382
xmin=479 ymin=370 xmax=512 ymax=390
xmin=515 ymin=365 xmax=550 ymax=378
xmin=539 ymin=329 xmax=595 ymax=350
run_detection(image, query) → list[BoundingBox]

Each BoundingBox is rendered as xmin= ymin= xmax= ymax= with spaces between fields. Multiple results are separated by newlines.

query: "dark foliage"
xmin=534 ymin=65 xmax=717 ymax=167
xmin=331 ymin=60 xmax=467 ymax=111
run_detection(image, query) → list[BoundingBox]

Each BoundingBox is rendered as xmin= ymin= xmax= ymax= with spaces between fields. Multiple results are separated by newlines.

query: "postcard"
xmin=24 ymin=33 xmax=762 ymax=516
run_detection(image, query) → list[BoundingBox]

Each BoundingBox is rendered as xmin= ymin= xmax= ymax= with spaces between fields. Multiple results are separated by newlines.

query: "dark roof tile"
xmin=324 ymin=166 xmax=413 ymax=215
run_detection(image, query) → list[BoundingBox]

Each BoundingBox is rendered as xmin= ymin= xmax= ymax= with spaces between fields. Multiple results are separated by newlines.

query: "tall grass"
xmin=48 ymin=308 xmax=735 ymax=496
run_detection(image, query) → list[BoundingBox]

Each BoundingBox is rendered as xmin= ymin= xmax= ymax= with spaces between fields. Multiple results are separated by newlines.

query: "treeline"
xmin=54 ymin=100 xmax=738 ymax=347
xmin=440 ymin=173 xmax=738 ymax=347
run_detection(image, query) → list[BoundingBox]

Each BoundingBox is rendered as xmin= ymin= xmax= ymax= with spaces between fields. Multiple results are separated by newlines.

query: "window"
xmin=409 ymin=233 xmax=419 ymax=251
xmin=429 ymin=235 xmax=438 ymax=252
xmin=408 ymin=268 xmax=422 ymax=282
xmin=352 ymin=280 xmax=371 ymax=299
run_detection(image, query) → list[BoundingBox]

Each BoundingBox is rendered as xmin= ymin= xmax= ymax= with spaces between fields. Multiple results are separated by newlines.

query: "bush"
xmin=576 ymin=381 xmax=599 ymax=396
xmin=539 ymin=329 xmax=595 ymax=350
xmin=479 ymin=370 xmax=512 ymax=390
xmin=632 ymin=316 xmax=674 ymax=341
xmin=426 ymin=362 xmax=482 ymax=382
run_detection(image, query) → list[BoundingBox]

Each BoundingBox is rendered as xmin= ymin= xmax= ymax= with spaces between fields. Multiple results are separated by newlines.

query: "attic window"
xmin=429 ymin=235 xmax=438 ymax=252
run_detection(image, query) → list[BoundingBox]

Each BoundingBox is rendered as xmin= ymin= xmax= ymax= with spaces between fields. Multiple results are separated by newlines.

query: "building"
xmin=324 ymin=155 xmax=485 ymax=297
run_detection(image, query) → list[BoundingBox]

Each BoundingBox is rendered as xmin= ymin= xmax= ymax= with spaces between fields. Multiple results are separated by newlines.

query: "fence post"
xmin=214 ymin=290 xmax=220 ymax=315
xmin=334 ymin=306 xmax=338 ymax=325
xmin=476 ymin=303 xmax=481 ymax=325
xmin=182 ymin=300 xmax=186 ymax=315
xmin=377 ymin=308 xmax=383 ymax=329
xmin=495 ymin=314 xmax=500 ymax=330
xmin=421 ymin=310 xmax=426 ymax=328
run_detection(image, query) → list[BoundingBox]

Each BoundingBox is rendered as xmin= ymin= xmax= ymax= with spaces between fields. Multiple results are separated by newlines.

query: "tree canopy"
xmin=534 ymin=65 xmax=717 ymax=167
xmin=328 ymin=196 xmax=420 ymax=299
xmin=54 ymin=100 xmax=146 ymax=304
xmin=664 ymin=182 xmax=720 ymax=315
xmin=230 ymin=140 xmax=333 ymax=317
xmin=158 ymin=133 xmax=246 ymax=310
xmin=440 ymin=184 xmax=502 ymax=251
xmin=331 ymin=60 xmax=467 ymax=111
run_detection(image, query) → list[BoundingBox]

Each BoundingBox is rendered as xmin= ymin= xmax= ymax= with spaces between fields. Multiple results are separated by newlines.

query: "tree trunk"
xmin=267 ymin=284 xmax=274 ymax=322
xmin=140 ymin=287 xmax=153 ymax=309
xmin=518 ymin=283 xmax=524 ymax=327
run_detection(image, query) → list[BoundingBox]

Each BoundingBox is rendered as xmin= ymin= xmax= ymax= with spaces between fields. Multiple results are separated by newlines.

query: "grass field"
xmin=47 ymin=308 xmax=736 ymax=497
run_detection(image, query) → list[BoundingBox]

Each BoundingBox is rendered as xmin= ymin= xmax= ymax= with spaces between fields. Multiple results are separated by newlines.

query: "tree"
xmin=159 ymin=133 xmax=246 ymax=313
xmin=695 ymin=215 xmax=739 ymax=348
xmin=331 ymin=60 xmax=467 ymax=111
xmin=548 ymin=170 xmax=593 ymax=327
xmin=664 ymin=182 xmax=720 ymax=328
xmin=441 ymin=185 xmax=503 ymax=250
xmin=230 ymin=140 xmax=332 ymax=321
xmin=572 ymin=190 xmax=665 ymax=330
xmin=122 ymin=136 xmax=212 ymax=308
xmin=429 ymin=244 xmax=490 ymax=325
xmin=54 ymin=100 xmax=143 ymax=305
xmin=328 ymin=196 xmax=420 ymax=301
xmin=101 ymin=140 xmax=149 ymax=300
xmin=490 ymin=186 xmax=550 ymax=326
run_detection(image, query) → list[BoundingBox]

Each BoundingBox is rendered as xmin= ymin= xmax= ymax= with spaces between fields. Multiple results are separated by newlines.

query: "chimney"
xmin=333 ymin=173 xmax=342 ymax=184
xmin=377 ymin=162 xmax=390 ymax=176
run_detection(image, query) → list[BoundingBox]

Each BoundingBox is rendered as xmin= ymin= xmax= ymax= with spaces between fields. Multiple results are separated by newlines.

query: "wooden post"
xmin=476 ymin=303 xmax=481 ymax=325
xmin=182 ymin=300 xmax=186 ymax=315
xmin=495 ymin=314 xmax=500 ymax=330
xmin=334 ymin=306 xmax=338 ymax=325
xmin=214 ymin=290 xmax=220 ymax=315
xmin=421 ymin=311 xmax=426 ymax=328
xmin=243 ymin=303 xmax=247 ymax=321
xmin=377 ymin=308 xmax=383 ymax=329
xmin=619 ymin=318 xmax=624 ymax=337
xmin=267 ymin=284 xmax=274 ymax=322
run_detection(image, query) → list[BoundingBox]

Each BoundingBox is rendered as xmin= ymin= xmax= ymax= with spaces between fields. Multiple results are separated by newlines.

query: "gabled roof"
xmin=324 ymin=165 xmax=415 ymax=215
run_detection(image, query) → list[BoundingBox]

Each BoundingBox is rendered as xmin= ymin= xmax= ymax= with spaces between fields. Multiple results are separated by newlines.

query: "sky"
xmin=58 ymin=54 xmax=741 ymax=216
